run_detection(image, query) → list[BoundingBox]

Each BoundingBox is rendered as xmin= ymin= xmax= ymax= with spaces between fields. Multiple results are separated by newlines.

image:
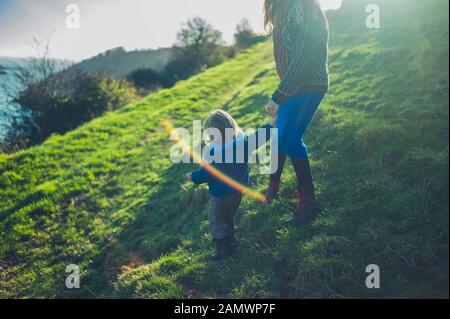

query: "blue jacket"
xmin=191 ymin=124 xmax=272 ymax=198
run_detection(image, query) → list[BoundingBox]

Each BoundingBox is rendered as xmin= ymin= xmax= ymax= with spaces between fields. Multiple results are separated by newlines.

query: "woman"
xmin=263 ymin=0 xmax=329 ymax=225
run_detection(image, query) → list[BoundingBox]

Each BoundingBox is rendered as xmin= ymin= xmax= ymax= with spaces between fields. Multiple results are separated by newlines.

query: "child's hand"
xmin=185 ymin=172 xmax=192 ymax=182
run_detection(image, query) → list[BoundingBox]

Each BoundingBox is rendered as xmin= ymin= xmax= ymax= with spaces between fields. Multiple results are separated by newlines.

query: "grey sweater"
xmin=272 ymin=0 xmax=330 ymax=104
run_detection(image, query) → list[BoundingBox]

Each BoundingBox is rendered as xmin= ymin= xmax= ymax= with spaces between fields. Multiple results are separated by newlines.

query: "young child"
xmin=185 ymin=110 xmax=275 ymax=261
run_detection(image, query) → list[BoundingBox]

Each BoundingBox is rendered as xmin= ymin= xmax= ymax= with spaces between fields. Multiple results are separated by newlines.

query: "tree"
xmin=173 ymin=17 xmax=226 ymax=76
xmin=234 ymin=18 xmax=267 ymax=50
xmin=162 ymin=17 xmax=229 ymax=84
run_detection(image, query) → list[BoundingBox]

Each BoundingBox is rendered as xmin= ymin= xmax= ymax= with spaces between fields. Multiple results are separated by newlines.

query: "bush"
xmin=127 ymin=68 xmax=169 ymax=95
xmin=234 ymin=19 xmax=268 ymax=50
xmin=2 ymin=70 xmax=137 ymax=151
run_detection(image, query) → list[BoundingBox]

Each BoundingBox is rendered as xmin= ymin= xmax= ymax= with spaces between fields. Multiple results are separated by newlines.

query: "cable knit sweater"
xmin=272 ymin=0 xmax=330 ymax=104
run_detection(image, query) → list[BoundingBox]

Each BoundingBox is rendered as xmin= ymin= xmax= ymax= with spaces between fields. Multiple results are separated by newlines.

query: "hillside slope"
xmin=0 ymin=0 xmax=448 ymax=298
xmin=72 ymin=47 xmax=174 ymax=78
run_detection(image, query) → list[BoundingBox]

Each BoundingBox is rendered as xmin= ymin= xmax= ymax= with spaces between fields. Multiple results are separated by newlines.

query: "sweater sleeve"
xmin=272 ymin=0 xmax=310 ymax=104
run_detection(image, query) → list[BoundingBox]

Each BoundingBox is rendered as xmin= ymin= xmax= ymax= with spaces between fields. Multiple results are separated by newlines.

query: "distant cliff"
xmin=72 ymin=47 xmax=175 ymax=78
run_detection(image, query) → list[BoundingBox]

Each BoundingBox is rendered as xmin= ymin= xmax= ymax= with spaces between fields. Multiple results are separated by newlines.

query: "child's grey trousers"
xmin=209 ymin=192 xmax=243 ymax=239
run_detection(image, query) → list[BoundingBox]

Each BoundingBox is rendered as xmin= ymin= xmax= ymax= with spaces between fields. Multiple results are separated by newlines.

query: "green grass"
xmin=0 ymin=0 xmax=448 ymax=298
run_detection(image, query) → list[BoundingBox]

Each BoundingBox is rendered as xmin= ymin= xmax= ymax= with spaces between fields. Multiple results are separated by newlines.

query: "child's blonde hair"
xmin=204 ymin=110 xmax=241 ymax=144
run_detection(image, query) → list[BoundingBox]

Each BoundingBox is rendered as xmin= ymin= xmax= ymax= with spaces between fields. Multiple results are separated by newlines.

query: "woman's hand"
xmin=270 ymin=114 xmax=278 ymax=127
xmin=266 ymin=99 xmax=280 ymax=117
xmin=185 ymin=172 xmax=192 ymax=182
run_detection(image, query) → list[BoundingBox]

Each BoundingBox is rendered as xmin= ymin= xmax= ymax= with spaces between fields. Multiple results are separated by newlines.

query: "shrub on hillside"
xmin=1 ymin=68 xmax=137 ymax=152
xmin=0 ymin=39 xmax=138 ymax=152
xmin=234 ymin=18 xmax=268 ymax=50
xmin=127 ymin=68 xmax=169 ymax=95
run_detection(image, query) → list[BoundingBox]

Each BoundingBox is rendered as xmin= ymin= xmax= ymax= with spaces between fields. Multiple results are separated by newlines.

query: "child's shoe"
xmin=209 ymin=235 xmax=239 ymax=261
xmin=286 ymin=185 xmax=322 ymax=226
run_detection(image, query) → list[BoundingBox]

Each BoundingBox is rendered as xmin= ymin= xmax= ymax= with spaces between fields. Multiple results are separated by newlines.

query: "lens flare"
xmin=162 ymin=119 xmax=267 ymax=203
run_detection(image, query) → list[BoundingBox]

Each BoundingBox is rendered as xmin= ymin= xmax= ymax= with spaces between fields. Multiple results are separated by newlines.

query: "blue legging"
xmin=275 ymin=92 xmax=325 ymax=158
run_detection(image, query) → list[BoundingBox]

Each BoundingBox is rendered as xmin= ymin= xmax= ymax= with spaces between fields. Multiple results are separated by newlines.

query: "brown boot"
xmin=294 ymin=189 xmax=305 ymax=212
xmin=264 ymin=180 xmax=280 ymax=204
xmin=264 ymin=153 xmax=287 ymax=204
xmin=286 ymin=185 xmax=322 ymax=225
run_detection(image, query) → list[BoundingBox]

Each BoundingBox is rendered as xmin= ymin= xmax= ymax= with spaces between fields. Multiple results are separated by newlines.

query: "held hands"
xmin=270 ymin=114 xmax=278 ymax=127
xmin=185 ymin=99 xmax=279 ymax=184
xmin=266 ymin=99 xmax=280 ymax=127
xmin=266 ymin=99 xmax=280 ymax=117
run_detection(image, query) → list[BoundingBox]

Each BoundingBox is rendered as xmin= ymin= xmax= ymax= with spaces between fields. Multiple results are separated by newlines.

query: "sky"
xmin=0 ymin=0 xmax=343 ymax=61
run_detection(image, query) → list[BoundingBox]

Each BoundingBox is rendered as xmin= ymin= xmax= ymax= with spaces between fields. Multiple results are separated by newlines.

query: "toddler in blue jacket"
xmin=186 ymin=110 xmax=275 ymax=260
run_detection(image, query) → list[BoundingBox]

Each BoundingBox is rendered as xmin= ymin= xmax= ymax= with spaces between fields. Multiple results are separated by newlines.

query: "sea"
xmin=0 ymin=57 xmax=72 ymax=139
xmin=0 ymin=65 xmax=21 ymax=139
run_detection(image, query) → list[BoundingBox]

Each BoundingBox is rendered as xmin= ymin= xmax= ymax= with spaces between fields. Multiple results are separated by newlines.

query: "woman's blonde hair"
xmin=204 ymin=110 xmax=240 ymax=144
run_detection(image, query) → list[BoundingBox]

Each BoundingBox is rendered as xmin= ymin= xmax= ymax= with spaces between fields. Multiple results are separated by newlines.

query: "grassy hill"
xmin=0 ymin=0 xmax=448 ymax=298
